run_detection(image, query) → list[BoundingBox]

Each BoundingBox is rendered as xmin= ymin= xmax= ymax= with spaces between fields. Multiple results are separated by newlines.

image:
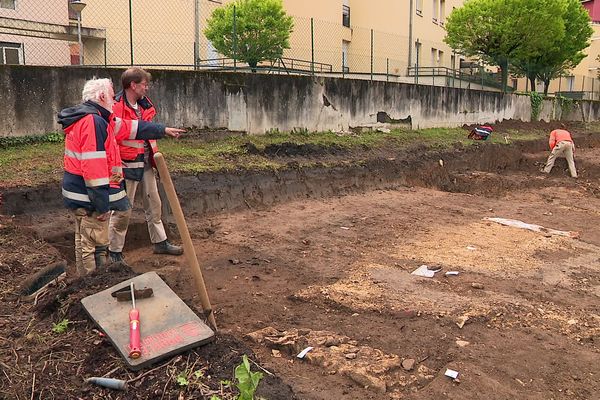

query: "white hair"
xmin=81 ymin=78 xmax=113 ymax=102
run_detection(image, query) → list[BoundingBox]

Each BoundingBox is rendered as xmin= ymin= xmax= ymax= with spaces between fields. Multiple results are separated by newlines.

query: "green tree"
xmin=444 ymin=0 xmax=566 ymax=92
xmin=511 ymin=0 xmax=592 ymax=94
xmin=204 ymin=0 xmax=294 ymax=71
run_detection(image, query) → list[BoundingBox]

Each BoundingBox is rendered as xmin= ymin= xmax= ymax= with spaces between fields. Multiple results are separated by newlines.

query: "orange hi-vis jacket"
xmin=113 ymin=92 xmax=158 ymax=181
xmin=58 ymin=101 xmax=167 ymax=213
xmin=549 ymin=129 xmax=574 ymax=150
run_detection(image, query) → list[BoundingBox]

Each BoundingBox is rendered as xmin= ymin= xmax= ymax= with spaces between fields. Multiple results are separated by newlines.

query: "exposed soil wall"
xmin=0 ymin=137 xmax=578 ymax=217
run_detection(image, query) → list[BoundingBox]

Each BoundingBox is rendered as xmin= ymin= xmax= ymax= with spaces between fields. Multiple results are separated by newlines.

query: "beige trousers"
xmin=543 ymin=141 xmax=577 ymax=178
xmin=74 ymin=208 xmax=108 ymax=277
xmin=109 ymin=167 xmax=167 ymax=252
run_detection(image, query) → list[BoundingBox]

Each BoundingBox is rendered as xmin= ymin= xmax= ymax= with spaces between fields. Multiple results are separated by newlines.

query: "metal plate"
xmin=81 ymin=271 xmax=214 ymax=370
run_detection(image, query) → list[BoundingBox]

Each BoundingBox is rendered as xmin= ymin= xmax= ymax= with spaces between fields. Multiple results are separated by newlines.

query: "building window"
xmin=342 ymin=5 xmax=350 ymax=27
xmin=342 ymin=40 xmax=349 ymax=72
xmin=440 ymin=0 xmax=446 ymax=24
xmin=415 ymin=41 xmax=422 ymax=66
xmin=416 ymin=0 xmax=423 ymax=16
xmin=566 ymin=76 xmax=575 ymax=91
xmin=432 ymin=0 xmax=439 ymax=23
xmin=438 ymin=50 xmax=444 ymax=66
xmin=0 ymin=42 xmax=23 ymax=64
xmin=431 ymin=48 xmax=437 ymax=67
xmin=0 ymin=0 xmax=16 ymax=9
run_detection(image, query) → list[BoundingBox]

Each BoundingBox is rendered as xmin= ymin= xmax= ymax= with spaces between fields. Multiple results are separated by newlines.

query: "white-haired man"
xmin=57 ymin=78 xmax=183 ymax=276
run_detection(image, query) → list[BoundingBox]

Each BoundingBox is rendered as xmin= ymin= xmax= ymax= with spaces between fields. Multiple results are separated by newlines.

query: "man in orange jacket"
xmin=57 ymin=78 xmax=183 ymax=276
xmin=109 ymin=68 xmax=184 ymax=264
xmin=542 ymin=125 xmax=578 ymax=178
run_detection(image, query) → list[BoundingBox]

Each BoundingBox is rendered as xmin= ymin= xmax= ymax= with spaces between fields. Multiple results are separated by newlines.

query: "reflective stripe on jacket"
xmin=113 ymin=92 xmax=158 ymax=181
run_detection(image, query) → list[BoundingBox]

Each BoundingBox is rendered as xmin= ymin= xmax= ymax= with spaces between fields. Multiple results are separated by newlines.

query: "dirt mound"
xmin=242 ymin=141 xmax=348 ymax=157
xmin=33 ymin=262 xmax=138 ymax=320
xmin=247 ymin=327 xmax=435 ymax=395
xmin=0 ymin=216 xmax=296 ymax=399
xmin=462 ymin=119 xmax=584 ymax=134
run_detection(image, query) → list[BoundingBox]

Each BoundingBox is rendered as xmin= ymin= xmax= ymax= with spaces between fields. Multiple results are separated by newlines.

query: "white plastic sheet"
xmin=483 ymin=217 xmax=579 ymax=238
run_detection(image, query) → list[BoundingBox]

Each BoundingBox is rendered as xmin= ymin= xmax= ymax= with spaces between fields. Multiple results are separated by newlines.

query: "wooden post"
xmin=154 ymin=152 xmax=217 ymax=331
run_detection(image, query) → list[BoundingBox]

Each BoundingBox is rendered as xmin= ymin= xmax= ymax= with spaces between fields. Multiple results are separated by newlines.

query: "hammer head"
xmin=111 ymin=286 xmax=153 ymax=302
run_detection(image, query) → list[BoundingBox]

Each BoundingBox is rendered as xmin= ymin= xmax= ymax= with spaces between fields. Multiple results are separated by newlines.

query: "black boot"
xmin=153 ymin=240 xmax=183 ymax=255
xmin=109 ymin=250 xmax=129 ymax=267
xmin=94 ymin=246 xmax=108 ymax=268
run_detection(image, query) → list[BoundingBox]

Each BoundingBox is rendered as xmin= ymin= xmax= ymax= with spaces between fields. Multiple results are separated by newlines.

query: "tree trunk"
xmin=248 ymin=60 xmax=258 ymax=73
xmin=529 ymin=76 xmax=536 ymax=93
xmin=543 ymin=79 xmax=550 ymax=96
xmin=499 ymin=59 xmax=509 ymax=93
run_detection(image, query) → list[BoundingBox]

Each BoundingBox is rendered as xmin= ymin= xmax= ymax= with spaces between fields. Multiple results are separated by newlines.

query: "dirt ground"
xmin=1 ymin=123 xmax=600 ymax=399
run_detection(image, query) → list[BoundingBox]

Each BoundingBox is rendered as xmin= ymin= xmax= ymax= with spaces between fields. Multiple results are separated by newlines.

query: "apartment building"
xmin=0 ymin=0 xmax=71 ymax=65
xmin=583 ymin=0 xmax=600 ymax=20
xmin=79 ymin=0 xmax=465 ymax=76
xmin=2 ymin=0 xmax=597 ymax=95
xmin=278 ymin=0 xmax=464 ymax=75
xmin=0 ymin=0 xmax=104 ymax=66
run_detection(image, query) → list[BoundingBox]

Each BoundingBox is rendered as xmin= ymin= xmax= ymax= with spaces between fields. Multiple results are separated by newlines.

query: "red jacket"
xmin=113 ymin=92 xmax=158 ymax=181
xmin=58 ymin=101 xmax=169 ymax=213
xmin=549 ymin=129 xmax=573 ymax=150
xmin=58 ymin=101 xmax=130 ymax=213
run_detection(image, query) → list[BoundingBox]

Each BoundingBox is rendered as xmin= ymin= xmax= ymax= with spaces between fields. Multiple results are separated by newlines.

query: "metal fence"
xmin=1 ymin=0 xmax=598 ymax=97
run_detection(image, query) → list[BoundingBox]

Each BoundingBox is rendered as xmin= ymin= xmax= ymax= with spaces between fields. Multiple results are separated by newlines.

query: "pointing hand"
xmin=165 ymin=127 xmax=185 ymax=138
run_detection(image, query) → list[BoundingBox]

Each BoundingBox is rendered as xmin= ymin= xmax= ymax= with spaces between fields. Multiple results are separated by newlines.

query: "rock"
xmin=271 ymin=349 xmax=282 ymax=358
xmin=339 ymin=366 xmax=387 ymax=393
xmin=345 ymin=353 xmax=357 ymax=360
xmin=229 ymin=258 xmax=241 ymax=265
xmin=324 ymin=336 xmax=340 ymax=347
xmin=401 ymin=358 xmax=415 ymax=371
xmin=456 ymin=315 xmax=469 ymax=329
xmin=315 ymin=337 xmax=327 ymax=346
xmin=456 ymin=340 xmax=470 ymax=347
xmin=471 ymin=282 xmax=485 ymax=289
xmin=417 ymin=365 xmax=435 ymax=380
xmin=246 ymin=327 xmax=281 ymax=343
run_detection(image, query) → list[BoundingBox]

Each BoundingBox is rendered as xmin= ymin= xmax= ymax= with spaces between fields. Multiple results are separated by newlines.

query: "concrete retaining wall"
xmin=1 ymin=65 xmax=599 ymax=137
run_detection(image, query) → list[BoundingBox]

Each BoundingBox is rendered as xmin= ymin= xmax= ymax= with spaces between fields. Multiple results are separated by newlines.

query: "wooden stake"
xmin=154 ymin=152 xmax=217 ymax=331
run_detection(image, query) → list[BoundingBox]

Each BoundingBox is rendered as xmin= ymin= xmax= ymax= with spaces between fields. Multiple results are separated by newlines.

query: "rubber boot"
xmin=94 ymin=246 xmax=108 ymax=269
